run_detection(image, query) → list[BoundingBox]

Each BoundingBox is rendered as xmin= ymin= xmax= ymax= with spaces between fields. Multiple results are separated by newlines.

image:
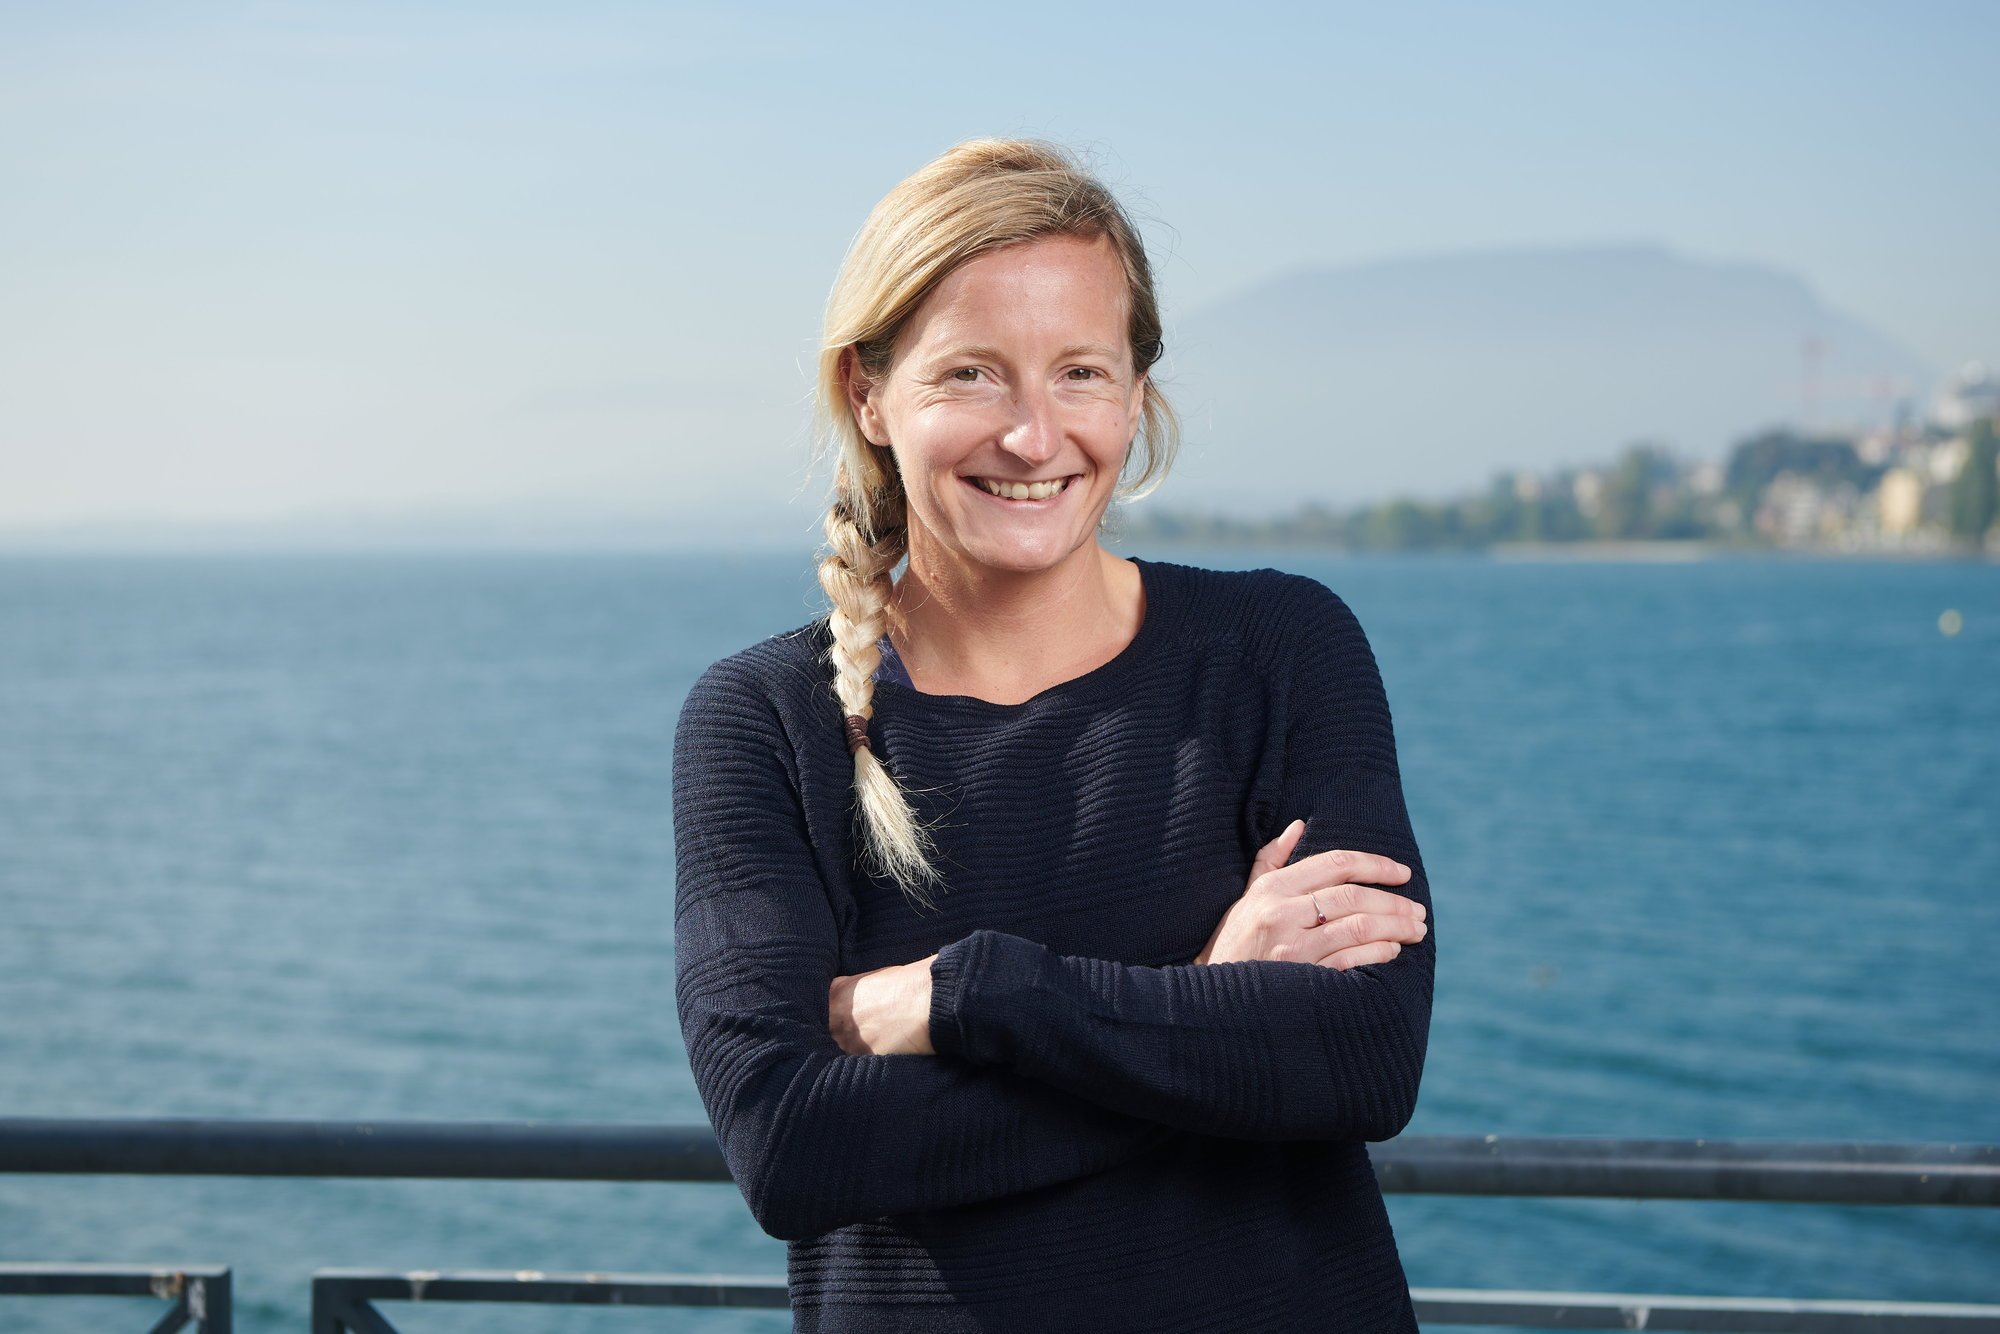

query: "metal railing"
xmin=0 ymin=1261 xmax=231 ymax=1333
xmin=4 ymin=1119 xmax=1996 ymax=1332
xmin=309 ymin=1268 xmax=789 ymax=1333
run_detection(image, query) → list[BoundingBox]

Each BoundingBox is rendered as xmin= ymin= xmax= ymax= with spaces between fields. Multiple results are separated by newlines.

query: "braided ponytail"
xmin=816 ymin=468 xmax=941 ymax=909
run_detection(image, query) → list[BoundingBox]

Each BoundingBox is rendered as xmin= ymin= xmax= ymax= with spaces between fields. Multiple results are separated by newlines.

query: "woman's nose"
xmin=1000 ymin=388 xmax=1062 ymax=465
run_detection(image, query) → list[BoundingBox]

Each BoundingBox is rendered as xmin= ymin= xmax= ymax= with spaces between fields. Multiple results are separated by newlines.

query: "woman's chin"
xmin=916 ymin=488 xmax=1114 ymax=579
xmin=950 ymin=530 xmax=1097 ymax=579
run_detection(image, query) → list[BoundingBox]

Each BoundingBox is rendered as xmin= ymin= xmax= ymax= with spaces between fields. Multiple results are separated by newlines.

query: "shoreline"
xmin=1116 ymin=537 xmax=1996 ymax=564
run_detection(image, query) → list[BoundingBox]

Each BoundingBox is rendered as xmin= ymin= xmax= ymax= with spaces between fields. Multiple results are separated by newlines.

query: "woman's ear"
xmin=841 ymin=347 xmax=888 ymax=447
xmin=1128 ymin=368 xmax=1150 ymax=437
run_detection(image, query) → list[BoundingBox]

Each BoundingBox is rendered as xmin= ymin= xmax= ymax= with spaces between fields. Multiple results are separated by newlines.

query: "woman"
xmin=672 ymin=139 xmax=1434 ymax=1331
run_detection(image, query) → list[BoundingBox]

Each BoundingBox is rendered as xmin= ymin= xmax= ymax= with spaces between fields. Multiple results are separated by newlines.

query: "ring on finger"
xmin=1310 ymin=889 xmax=1328 ymax=927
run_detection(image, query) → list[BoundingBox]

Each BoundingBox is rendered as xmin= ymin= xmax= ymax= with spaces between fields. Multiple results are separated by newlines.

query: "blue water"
xmin=1 ymin=549 xmax=1995 ymax=1331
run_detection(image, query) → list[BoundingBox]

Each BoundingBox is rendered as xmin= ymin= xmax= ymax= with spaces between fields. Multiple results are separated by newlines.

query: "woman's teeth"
xmin=976 ymin=477 xmax=1070 ymax=500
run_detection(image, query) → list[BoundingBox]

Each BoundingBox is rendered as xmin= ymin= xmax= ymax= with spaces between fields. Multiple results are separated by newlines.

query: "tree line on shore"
xmin=1122 ymin=418 xmax=1999 ymax=553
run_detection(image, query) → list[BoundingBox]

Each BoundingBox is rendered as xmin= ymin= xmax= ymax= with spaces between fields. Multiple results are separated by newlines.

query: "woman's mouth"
xmin=967 ymin=475 xmax=1075 ymax=502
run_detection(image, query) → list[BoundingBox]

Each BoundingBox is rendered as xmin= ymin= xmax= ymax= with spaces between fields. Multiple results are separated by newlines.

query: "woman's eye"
xmin=1066 ymin=367 xmax=1100 ymax=381
xmin=950 ymin=368 xmax=982 ymax=383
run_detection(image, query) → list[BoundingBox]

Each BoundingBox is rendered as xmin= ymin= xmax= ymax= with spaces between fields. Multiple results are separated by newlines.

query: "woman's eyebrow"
xmin=919 ymin=342 xmax=1123 ymax=372
xmin=920 ymin=344 xmax=1009 ymax=372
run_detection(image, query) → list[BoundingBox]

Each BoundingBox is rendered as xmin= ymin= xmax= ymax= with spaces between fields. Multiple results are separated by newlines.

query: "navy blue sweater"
xmin=671 ymin=558 xmax=1434 ymax=1331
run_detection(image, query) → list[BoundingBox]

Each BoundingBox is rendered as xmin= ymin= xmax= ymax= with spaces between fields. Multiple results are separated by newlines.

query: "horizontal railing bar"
xmin=0 ymin=1262 xmax=229 ymax=1298
xmin=305 ymin=1271 xmax=2000 ymax=1331
xmin=1410 ymin=1287 xmax=2000 ymax=1332
xmin=1373 ymin=1135 xmax=2000 ymax=1206
xmin=313 ymin=1268 xmax=789 ymax=1309
xmin=0 ymin=1119 xmax=730 ymax=1182
xmin=309 ymin=1272 xmax=2000 ymax=1331
xmin=3 ymin=1120 xmax=1995 ymax=1205
xmin=8 ymin=1263 xmax=1994 ymax=1332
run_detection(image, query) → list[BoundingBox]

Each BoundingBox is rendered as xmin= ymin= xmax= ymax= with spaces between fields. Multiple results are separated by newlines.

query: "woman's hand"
xmin=829 ymin=954 xmax=939 ymax=1056
xmin=1194 ymin=819 xmax=1426 ymax=969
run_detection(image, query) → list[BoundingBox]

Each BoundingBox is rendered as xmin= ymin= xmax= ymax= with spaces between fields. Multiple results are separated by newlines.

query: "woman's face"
xmin=849 ymin=233 xmax=1147 ymax=582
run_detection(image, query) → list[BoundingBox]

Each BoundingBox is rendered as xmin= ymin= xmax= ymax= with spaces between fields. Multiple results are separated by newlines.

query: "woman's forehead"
xmin=900 ymin=235 xmax=1131 ymax=356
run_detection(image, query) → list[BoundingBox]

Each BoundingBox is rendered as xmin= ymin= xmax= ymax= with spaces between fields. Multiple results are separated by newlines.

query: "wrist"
xmin=912 ymin=955 xmax=937 ymax=1054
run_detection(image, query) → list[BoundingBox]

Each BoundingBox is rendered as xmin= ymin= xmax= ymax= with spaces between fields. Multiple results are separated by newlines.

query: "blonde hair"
xmin=813 ymin=138 xmax=1179 ymax=908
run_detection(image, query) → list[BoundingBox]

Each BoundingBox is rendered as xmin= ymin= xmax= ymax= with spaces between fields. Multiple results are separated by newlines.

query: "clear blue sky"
xmin=2 ymin=0 xmax=1993 ymax=532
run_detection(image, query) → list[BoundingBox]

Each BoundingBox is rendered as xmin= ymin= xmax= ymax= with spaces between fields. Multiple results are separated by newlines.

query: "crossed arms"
xmin=670 ymin=590 xmax=1433 ymax=1241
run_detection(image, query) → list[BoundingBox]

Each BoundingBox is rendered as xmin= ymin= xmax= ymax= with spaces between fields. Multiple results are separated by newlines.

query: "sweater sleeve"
xmin=927 ymin=581 xmax=1435 ymax=1143
xmin=671 ymin=658 xmax=1177 ymax=1243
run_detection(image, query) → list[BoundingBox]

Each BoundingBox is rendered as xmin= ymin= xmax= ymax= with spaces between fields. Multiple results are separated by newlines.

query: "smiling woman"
xmin=861 ymin=236 xmax=1135 ymax=545
xmin=670 ymin=139 xmax=1436 ymax=1331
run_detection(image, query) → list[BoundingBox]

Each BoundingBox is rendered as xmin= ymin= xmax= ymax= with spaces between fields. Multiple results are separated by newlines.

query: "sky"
xmin=2 ymin=0 xmax=1995 ymax=540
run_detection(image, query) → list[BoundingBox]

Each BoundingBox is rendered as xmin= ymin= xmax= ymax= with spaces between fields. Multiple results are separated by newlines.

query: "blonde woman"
xmin=671 ymin=139 xmax=1434 ymax=1331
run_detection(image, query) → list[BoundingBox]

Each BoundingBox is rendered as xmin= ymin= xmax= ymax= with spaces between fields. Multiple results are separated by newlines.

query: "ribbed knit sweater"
xmin=671 ymin=558 xmax=1435 ymax=1332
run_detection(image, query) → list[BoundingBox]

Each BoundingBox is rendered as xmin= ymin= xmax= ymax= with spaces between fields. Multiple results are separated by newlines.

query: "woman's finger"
xmin=1311 ymin=910 xmax=1427 ymax=951
xmin=1314 ymin=939 xmax=1403 ymax=971
xmin=1316 ymin=883 xmax=1427 ymax=921
xmin=1248 ymin=818 xmax=1307 ymax=882
xmin=1256 ymin=878 xmax=1425 ymax=925
xmin=1258 ymin=846 xmax=1409 ymax=895
xmin=1293 ymin=883 xmax=1425 ymax=921
xmin=1298 ymin=846 xmax=1411 ymax=885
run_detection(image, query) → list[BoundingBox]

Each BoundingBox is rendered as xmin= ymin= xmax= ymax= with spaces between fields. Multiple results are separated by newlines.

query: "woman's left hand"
xmin=830 ymin=955 xmax=938 ymax=1056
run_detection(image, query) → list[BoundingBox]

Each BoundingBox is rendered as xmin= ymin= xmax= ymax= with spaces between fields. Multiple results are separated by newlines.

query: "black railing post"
xmin=186 ymin=1267 xmax=231 ymax=1334
xmin=310 ymin=1275 xmax=399 ymax=1334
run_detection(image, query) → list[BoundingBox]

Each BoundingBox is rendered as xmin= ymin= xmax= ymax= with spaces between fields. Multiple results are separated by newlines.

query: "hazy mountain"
xmin=1151 ymin=242 xmax=1935 ymax=514
xmin=5 ymin=243 xmax=1939 ymax=551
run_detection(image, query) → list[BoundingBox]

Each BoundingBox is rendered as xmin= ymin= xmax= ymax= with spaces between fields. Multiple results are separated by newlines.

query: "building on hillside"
xmin=1926 ymin=436 xmax=1970 ymax=485
xmin=1571 ymin=470 xmax=1604 ymax=518
xmin=1875 ymin=467 xmax=1924 ymax=536
xmin=1934 ymin=363 xmax=1999 ymax=431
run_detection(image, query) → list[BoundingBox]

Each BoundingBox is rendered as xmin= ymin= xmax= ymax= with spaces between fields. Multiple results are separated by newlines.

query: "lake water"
xmin=2 ymin=548 xmax=1995 ymax=1331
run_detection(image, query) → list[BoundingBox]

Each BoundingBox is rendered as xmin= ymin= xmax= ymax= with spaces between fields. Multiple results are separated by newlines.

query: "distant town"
xmin=1126 ymin=363 xmax=2000 ymax=557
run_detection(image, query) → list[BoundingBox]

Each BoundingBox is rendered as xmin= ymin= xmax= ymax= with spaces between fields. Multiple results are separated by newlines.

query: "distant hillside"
xmin=1151 ymin=243 xmax=1934 ymax=513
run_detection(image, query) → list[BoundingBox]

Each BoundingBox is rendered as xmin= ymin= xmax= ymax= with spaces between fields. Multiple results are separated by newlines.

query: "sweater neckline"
xmin=871 ymin=557 xmax=1175 ymax=716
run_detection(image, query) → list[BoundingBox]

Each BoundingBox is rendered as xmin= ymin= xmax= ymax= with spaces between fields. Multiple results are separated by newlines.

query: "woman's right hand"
xmin=1194 ymin=819 xmax=1427 ymax=969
